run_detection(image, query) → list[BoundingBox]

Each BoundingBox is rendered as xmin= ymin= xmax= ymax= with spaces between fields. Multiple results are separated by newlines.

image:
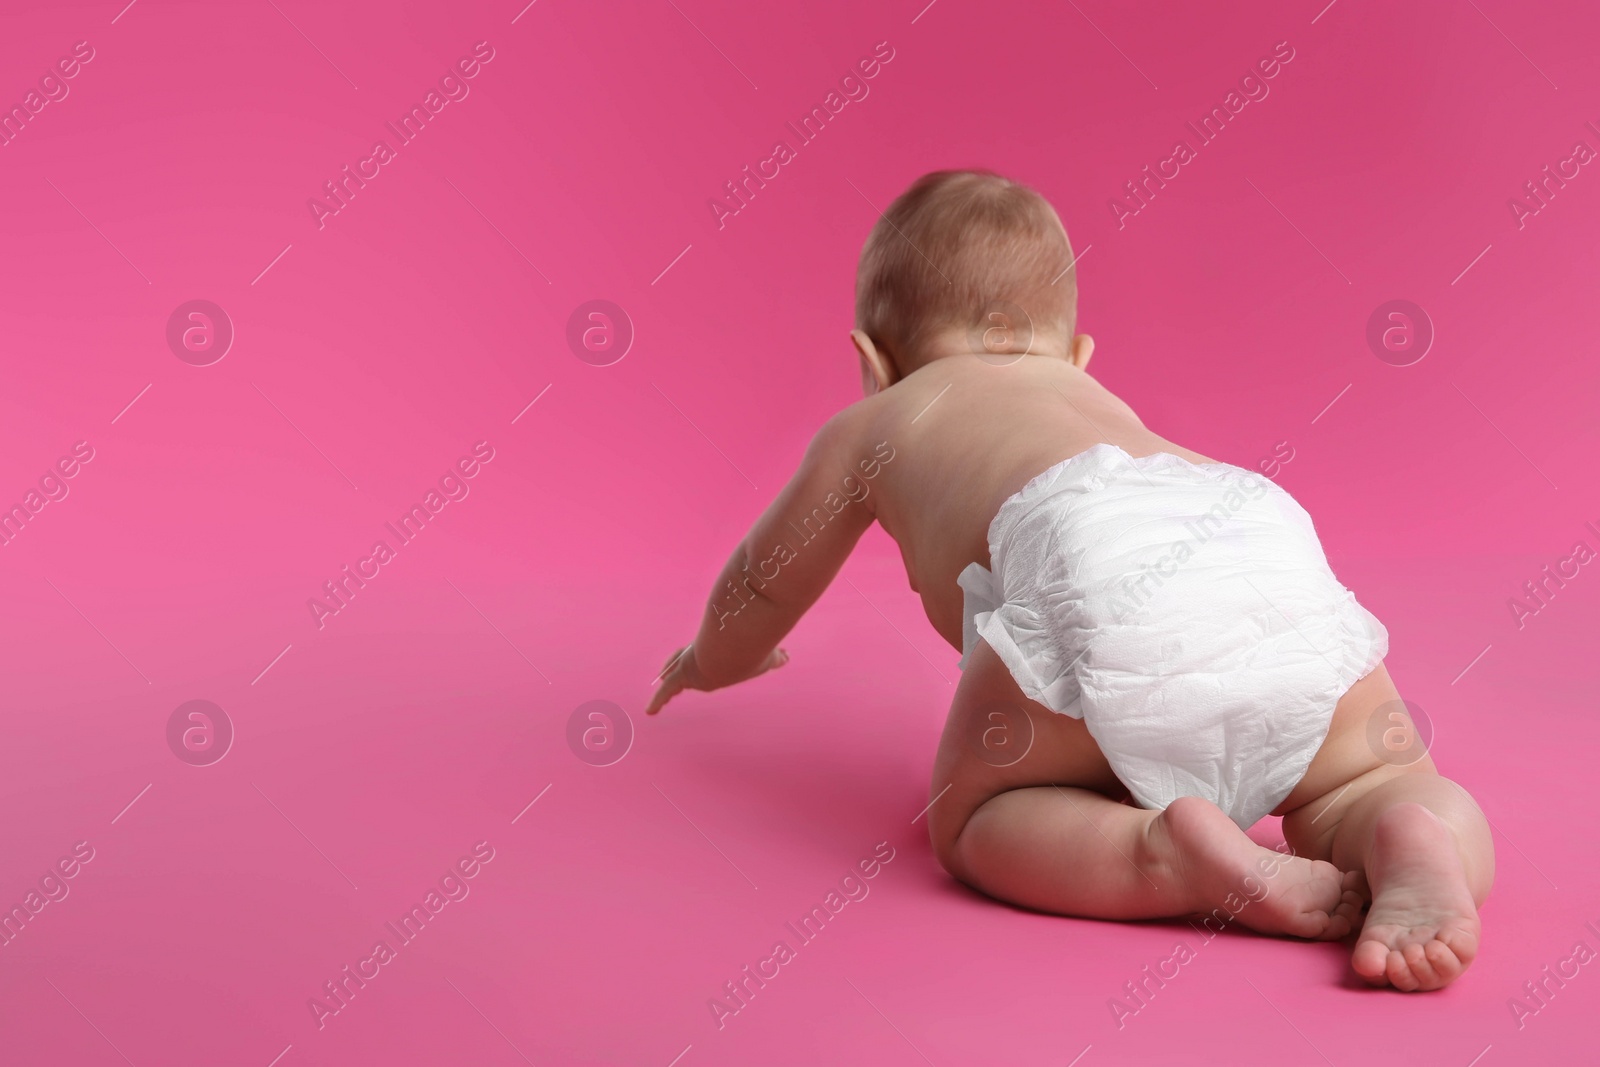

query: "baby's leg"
xmin=1280 ymin=668 xmax=1494 ymax=991
xmin=928 ymin=643 xmax=1362 ymax=938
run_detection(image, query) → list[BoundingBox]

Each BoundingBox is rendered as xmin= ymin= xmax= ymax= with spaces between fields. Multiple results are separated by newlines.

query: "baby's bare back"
xmin=839 ymin=354 xmax=1212 ymax=650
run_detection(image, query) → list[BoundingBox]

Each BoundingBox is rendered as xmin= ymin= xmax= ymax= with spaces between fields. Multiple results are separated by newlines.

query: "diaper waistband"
xmin=985 ymin=444 xmax=1268 ymax=566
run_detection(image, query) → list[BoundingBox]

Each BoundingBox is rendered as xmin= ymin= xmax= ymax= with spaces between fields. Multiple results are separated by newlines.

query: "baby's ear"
xmin=1069 ymin=333 xmax=1095 ymax=372
xmin=852 ymin=330 xmax=894 ymax=395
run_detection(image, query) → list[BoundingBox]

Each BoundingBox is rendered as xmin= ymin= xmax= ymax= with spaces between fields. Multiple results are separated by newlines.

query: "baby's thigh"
xmin=926 ymin=642 xmax=1127 ymax=867
xmin=1275 ymin=661 xmax=1420 ymax=856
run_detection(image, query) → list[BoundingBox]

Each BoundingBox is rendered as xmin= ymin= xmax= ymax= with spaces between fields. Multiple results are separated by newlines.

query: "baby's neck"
xmin=903 ymin=339 xmax=1072 ymax=376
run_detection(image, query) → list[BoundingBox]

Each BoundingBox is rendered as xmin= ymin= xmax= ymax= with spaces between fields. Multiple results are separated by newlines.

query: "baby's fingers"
xmin=655 ymin=646 xmax=689 ymax=681
xmin=646 ymin=678 xmax=682 ymax=716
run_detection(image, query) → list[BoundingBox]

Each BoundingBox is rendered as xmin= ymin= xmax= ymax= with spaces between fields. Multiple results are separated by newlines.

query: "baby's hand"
xmin=646 ymin=644 xmax=789 ymax=715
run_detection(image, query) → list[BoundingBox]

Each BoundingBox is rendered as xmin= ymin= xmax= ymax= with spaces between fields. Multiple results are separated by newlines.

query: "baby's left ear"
xmin=1069 ymin=333 xmax=1095 ymax=372
xmin=852 ymin=329 xmax=894 ymax=394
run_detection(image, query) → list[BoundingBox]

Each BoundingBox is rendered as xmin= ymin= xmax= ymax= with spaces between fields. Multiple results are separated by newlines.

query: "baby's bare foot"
xmin=1352 ymin=803 xmax=1480 ymax=991
xmin=1157 ymin=796 xmax=1362 ymax=941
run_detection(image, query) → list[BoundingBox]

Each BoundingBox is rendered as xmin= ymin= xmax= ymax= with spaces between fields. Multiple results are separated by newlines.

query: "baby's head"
xmin=852 ymin=170 xmax=1089 ymax=393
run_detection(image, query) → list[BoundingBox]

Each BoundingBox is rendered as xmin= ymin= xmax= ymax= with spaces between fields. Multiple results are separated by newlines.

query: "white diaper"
xmin=957 ymin=444 xmax=1388 ymax=828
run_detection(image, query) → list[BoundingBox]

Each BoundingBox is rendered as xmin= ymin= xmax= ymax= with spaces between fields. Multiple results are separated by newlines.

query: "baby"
xmin=648 ymin=170 xmax=1492 ymax=991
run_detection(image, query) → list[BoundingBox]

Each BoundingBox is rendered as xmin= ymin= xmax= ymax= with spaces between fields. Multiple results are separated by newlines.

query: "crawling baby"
xmin=648 ymin=170 xmax=1492 ymax=991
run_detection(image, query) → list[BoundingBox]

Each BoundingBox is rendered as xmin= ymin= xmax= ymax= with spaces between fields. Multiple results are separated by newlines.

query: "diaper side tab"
xmin=957 ymin=562 xmax=999 ymax=670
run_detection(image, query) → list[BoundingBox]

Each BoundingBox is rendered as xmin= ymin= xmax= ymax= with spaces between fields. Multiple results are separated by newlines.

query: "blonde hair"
xmin=854 ymin=170 xmax=1076 ymax=374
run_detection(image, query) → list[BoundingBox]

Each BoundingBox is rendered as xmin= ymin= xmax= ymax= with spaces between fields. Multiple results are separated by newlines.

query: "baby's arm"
xmin=647 ymin=413 xmax=875 ymax=714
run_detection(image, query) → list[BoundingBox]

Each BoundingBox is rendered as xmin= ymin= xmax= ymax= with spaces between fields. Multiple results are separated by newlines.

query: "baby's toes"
xmin=1341 ymin=868 xmax=1371 ymax=903
xmin=1386 ymin=948 xmax=1423 ymax=992
xmin=1402 ymin=943 xmax=1442 ymax=989
xmin=1320 ymin=890 xmax=1365 ymax=942
xmin=1424 ymin=939 xmax=1465 ymax=985
xmin=1352 ymin=938 xmax=1392 ymax=984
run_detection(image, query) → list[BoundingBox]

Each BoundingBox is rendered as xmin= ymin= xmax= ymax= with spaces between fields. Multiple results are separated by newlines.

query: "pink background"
xmin=2 ymin=0 xmax=1598 ymax=1064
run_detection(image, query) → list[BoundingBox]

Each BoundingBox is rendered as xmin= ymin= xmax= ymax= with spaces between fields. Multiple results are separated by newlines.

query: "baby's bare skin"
xmin=649 ymin=335 xmax=1492 ymax=991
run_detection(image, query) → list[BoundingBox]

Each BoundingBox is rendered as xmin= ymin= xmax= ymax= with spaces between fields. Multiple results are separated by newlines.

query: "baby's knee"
xmin=924 ymin=800 xmax=976 ymax=883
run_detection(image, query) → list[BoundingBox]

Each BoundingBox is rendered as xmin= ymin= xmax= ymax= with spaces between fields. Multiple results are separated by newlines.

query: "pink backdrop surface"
xmin=2 ymin=0 xmax=1598 ymax=1064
